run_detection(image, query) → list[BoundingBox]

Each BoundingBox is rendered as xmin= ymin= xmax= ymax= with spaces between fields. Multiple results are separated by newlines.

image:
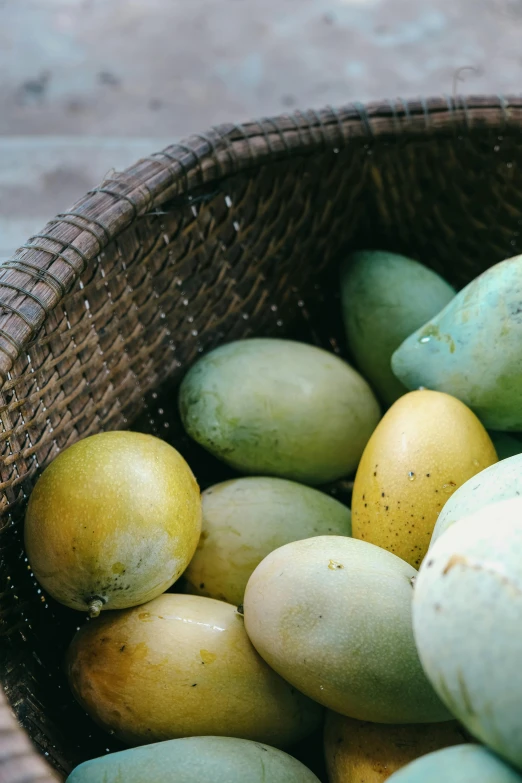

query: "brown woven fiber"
xmin=0 ymin=95 xmax=521 ymax=780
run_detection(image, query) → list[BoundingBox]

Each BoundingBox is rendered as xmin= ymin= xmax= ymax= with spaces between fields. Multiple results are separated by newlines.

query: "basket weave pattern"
xmin=0 ymin=96 xmax=520 ymax=780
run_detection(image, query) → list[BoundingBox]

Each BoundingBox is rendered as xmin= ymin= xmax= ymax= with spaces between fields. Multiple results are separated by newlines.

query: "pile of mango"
xmin=24 ymin=251 xmax=522 ymax=782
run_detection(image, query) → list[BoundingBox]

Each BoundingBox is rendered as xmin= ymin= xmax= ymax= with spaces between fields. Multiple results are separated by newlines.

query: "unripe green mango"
xmin=66 ymin=736 xmax=321 ymax=782
xmin=414 ymin=498 xmax=522 ymax=770
xmin=431 ymin=453 xmax=522 ymax=547
xmin=489 ymin=431 xmax=522 ymax=460
xmin=340 ymin=250 xmax=454 ymax=406
xmin=386 ymin=745 xmax=522 ymax=783
xmin=179 ymin=338 xmax=380 ymax=485
xmin=392 ymin=254 xmax=522 ymax=430
xmin=243 ymin=536 xmax=450 ymax=724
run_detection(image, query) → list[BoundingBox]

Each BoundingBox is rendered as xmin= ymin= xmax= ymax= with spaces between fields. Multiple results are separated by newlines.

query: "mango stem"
xmin=88 ymin=598 xmax=105 ymax=618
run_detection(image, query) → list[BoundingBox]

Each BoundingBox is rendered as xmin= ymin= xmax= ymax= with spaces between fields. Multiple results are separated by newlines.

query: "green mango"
xmin=414 ymin=498 xmax=522 ymax=770
xmin=386 ymin=745 xmax=522 ymax=783
xmin=340 ymin=251 xmax=455 ymax=406
xmin=431 ymin=453 xmax=522 ymax=547
xmin=243 ymin=536 xmax=450 ymax=724
xmin=490 ymin=432 xmax=522 ymax=460
xmin=392 ymin=255 xmax=522 ymax=430
xmin=184 ymin=476 xmax=351 ymax=605
xmin=66 ymin=736 xmax=321 ymax=782
xmin=179 ymin=339 xmax=380 ymax=485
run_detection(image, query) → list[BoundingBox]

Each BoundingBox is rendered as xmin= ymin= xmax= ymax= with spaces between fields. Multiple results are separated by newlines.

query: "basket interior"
xmin=1 ymin=118 xmax=522 ymax=779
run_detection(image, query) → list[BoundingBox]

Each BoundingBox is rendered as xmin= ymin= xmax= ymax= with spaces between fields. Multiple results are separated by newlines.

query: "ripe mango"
xmin=351 ymin=390 xmax=496 ymax=567
xmin=66 ymin=593 xmax=321 ymax=747
xmin=324 ymin=712 xmax=468 ymax=783
xmin=25 ymin=431 xmax=201 ymax=615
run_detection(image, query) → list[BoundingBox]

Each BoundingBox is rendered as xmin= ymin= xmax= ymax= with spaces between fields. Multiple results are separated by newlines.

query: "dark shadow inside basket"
xmin=1 ymin=126 xmax=522 ymax=780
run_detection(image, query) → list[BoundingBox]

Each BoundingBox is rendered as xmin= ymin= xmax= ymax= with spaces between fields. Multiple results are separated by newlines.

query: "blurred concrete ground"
xmin=1 ymin=0 xmax=522 ymax=258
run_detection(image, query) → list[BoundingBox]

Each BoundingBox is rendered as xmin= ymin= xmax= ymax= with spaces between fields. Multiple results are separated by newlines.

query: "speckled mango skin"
xmin=392 ymin=254 xmax=522 ymax=430
xmin=184 ymin=476 xmax=352 ymax=605
xmin=413 ymin=498 xmax=522 ymax=771
xmin=386 ymin=745 xmax=522 ymax=783
xmin=179 ymin=338 xmax=380 ymax=485
xmin=25 ymin=431 xmax=202 ymax=613
xmin=243 ymin=536 xmax=450 ymax=724
xmin=324 ymin=712 xmax=468 ymax=783
xmin=66 ymin=593 xmax=321 ymax=747
xmin=431 ymin=453 xmax=522 ymax=548
xmin=351 ymin=390 xmax=497 ymax=568
xmin=340 ymin=250 xmax=455 ymax=406
xmin=66 ymin=736 xmax=322 ymax=783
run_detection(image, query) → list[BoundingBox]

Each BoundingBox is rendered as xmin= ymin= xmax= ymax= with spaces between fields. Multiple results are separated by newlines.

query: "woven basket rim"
xmin=0 ymin=95 xmax=520 ymax=389
xmin=0 ymin=93 xmax=520 ymax=781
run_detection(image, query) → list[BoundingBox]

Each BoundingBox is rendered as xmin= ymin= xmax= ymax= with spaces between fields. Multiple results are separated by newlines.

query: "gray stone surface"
xmin=0 ymin=137 xmax=173 ymax=260
xmin=0 ymin=0 xmax=521 ymax=257
xmin=2 ymin=0 xmax=522 ymax=137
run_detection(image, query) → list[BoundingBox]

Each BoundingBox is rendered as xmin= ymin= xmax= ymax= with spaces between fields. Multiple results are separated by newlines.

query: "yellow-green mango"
xmin=66 ymin=593 xmax=321 ymax=747
xmin=340 ymin=250 xmax=454 ymax=406
xmin=351 ymin=390 xmax=496 ymax=568
xmin=179 ymin=338 xmax=380 ymax=485
xmin=392 ymin=254 xmax=522 ymax=430
xmin=184 ymin=476 xmax=351 ymax=605
xmin=66 ymin=736 xmax=321 ymax=782
xmin=243 ymin=536 xmax=450 ymax=724
xmin=25 ymin=431 xmax=201 ymax=616
xmin=386 ymin=745 xmax=522 ymax=783
xmin=324 ymin=712 xmax=468 ymax=783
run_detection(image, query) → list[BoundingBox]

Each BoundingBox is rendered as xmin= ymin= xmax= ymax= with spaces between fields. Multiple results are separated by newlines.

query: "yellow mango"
xmin=351 ymin=390 xmax=497 ymax=567
xmin=25 ymin=431 xmax=202 ymax=615
xmin=66 ymin=593 xmax=321 ymax=747
xmin=324 ymin=712 xmax=469 ymax=783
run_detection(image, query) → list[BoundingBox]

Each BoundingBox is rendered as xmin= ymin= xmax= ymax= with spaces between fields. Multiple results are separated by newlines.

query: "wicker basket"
xmin=0 ymin=95 xmax=520 ymax=781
